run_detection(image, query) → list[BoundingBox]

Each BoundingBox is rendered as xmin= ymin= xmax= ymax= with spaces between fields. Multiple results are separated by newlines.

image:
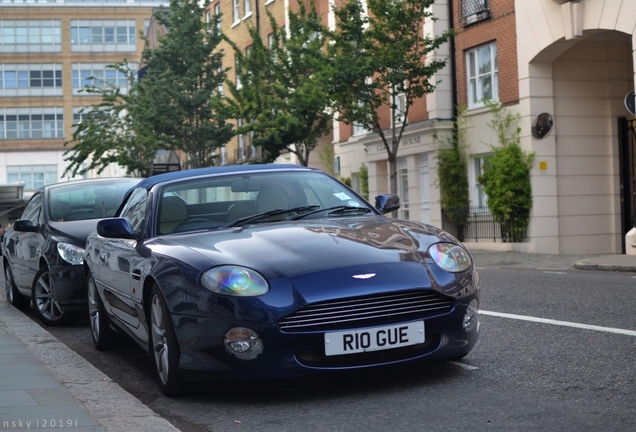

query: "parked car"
xmin=85 ymin=164 xmax=480 ymax=396
xmin=2 ymin=177 xmax=141 ymax=325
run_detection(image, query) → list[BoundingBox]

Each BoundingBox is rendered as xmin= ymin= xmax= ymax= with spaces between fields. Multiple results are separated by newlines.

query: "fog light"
xmin=224 ymin=327 xmax=263 ymax=360
xmin=463 ymin=299 xmax=479 ymax=332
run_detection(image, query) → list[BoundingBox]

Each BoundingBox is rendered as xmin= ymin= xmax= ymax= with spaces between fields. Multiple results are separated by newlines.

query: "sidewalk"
xmin=467 ymin=248 xmax=636 ymax=273
xmin=0 ymin=294 xmax=180 ymax=432
xmin=0 ymin=249 xmax=633 ymax=432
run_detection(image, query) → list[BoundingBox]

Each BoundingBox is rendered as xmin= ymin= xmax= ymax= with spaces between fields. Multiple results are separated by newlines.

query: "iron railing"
xmin=442 ymin=206 xmax=528 ymax=243
xmin=460 ymin=0 xmax=490 ymax=27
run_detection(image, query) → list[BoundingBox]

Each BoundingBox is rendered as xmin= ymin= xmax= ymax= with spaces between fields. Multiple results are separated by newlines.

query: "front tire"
xmin=31 ymin=267 xmax=74 ymax=326
xmin=4 ymin=263 xmax=30 ymax=310
xmin=150 ymin=284 xmax=186 ymax=397
xmin=87 ymin=272 xmax=116 ymax=350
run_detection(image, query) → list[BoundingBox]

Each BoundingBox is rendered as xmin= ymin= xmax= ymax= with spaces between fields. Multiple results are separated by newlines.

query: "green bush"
xmin=436 ymin=108 xmax=470 ymax=236
xmin=479 ymin=102 xmax=535 ymax=242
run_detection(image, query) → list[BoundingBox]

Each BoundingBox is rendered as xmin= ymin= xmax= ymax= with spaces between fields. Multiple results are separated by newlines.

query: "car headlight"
xmin=57 ymin=242 xmax=85 ymax=265
xmin=428 ymin=243 xmax=472 ymax=273
xmin=200 ymin=266 xmax=269 ymax=296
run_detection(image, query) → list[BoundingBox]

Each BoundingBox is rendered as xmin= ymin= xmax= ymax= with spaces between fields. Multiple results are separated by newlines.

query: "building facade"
xmin=454 ymin=0 xmax=636 ymax=255
xmin=0 ymin=0 xmax=159 ymax=222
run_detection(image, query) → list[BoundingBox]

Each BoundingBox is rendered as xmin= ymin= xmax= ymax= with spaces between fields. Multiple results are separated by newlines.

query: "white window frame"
xmin=0 ymin=20 xmax=61 ymax=53
xmin=393 ymin=91 xmax=406 ymax=126
xmin=397 ymin=157 xmax=409 ymax=220
xmin=233 ymin=0 xmax=241 ymax=25
xmin=473 ymin=155 xmax=489 ymax=210
xmin=244 ymin=0 xmax=252 ymax=18
xmin=466 ymin=41 xmax=498 ymax=109
xmin=214 ymin=3 xmax=221 ymax=31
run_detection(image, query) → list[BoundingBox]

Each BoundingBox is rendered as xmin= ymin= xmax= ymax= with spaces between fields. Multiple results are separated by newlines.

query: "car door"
xmin=9 ymin=193 xmax=44 ymax=292
xmin=98 ymin=187 xmax=148 ymax=329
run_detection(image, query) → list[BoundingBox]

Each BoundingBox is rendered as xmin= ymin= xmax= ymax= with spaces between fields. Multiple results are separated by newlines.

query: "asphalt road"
xmin=21 ymin=265 xmax=636 ymax=432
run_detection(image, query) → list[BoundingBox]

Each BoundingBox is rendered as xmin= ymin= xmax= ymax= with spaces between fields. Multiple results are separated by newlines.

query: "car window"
xmin=20 ymin=193 xmax=43 ymax=224
xmin=49 ymin=180 xmax=138 ymax=222
xmin=120 ymin=187 xmax=148 ymax=233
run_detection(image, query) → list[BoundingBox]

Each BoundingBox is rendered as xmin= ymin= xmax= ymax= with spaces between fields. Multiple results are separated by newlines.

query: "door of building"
xmin=618 ymin=117 xmax=636 ymax=253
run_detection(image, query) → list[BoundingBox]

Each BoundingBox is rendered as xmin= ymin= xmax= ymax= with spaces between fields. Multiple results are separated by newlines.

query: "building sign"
xmin=539 ymin=160 xmax=548 ymax=175
xmin=376 ymin=136 xmax=422 ymax=151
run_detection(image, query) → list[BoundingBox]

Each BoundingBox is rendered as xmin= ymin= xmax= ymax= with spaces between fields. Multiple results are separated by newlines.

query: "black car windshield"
xmin=157 ymin=171 xmax=373 ymax=234
xmin=49 ymin=179 xmax=139 ymax=222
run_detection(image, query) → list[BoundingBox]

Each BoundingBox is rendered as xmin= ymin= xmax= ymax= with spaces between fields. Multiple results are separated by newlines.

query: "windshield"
xmin=157 ymin=171 xmax=372 ymax=234
xmin=49 ymin=179 xmax=139 ymax=222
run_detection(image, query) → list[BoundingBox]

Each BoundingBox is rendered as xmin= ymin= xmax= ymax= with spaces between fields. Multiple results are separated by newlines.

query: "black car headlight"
xmin=428 ymin=243 xmax=472 ymax=273
xmin=200 ymin=266 xmax=269 ymax=297
xmin=57 ymin=242 xmax=85 ymax=265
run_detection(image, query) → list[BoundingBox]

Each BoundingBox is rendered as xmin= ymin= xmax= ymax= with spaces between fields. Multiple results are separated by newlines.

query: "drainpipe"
xmin=255 ymin=0 xmax=260 ymax=33
xmin=448 ymin=0 xmax=458 ymax=132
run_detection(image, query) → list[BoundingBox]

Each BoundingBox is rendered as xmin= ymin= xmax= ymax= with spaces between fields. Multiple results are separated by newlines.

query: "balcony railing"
xmin=460 ymin=0 xmax=490 ymax=27
xmin=442 ymin=206 xmax=528 ymax=243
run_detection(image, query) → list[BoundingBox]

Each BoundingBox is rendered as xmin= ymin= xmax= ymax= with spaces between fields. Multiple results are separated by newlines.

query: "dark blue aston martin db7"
xmin=85 ymin=164 xmax=480 ymax=396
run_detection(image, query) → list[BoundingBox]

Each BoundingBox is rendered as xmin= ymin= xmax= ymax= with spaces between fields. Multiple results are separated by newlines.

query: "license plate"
xmin=324 ymin=321 xmax=425 ymax=356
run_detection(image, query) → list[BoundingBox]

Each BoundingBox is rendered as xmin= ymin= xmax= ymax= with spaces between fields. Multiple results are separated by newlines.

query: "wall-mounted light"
xmin=532 ymin=113 xmax=554 ymax=139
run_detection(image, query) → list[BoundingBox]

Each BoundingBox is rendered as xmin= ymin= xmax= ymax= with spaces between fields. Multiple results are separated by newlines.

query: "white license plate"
xmin=324 ymin=321 xmax=425 ymax=356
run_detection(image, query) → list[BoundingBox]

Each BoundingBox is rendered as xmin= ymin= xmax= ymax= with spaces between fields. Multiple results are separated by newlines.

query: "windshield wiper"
xmin=225 ymin=205 xmax=320 ymax=227
xmin=288 ymin=205 xmax=372 ymax=220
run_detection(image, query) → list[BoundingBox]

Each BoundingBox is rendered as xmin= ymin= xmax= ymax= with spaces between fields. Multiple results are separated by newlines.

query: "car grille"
xmin=279 ymin=291 xmax=454 ymax=333
xmin=295 ymin=335 xmax=441 ymax=368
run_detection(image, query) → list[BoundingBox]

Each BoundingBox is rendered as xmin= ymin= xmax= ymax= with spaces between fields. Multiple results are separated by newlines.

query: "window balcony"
xmin=460 ymin=0 xmax=490 ymax=27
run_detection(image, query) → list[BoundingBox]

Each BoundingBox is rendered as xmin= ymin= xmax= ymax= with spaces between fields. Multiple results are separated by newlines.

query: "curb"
xmin=573 ymin=262 xmax=636 ymax=273
xmin=0 ymin=296 xmax=181 ymax=432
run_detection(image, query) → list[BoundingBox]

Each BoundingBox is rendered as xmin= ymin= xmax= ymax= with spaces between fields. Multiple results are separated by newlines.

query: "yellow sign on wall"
xmin=539 ymin=161 xmax=548 ymax=173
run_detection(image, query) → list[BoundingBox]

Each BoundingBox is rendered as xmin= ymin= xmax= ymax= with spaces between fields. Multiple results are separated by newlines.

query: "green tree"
xmin=227 ymin=1 xmax=332 ymax=166
xmin=436 ymin=107 xmax=469 ymax=239
xmin=140 ymin=0 xmax=233 ymax=168
xmin=478 ymin=101 xmax=535 ymax=242
xmin=63 ymin=63 xmax=160 ymax=178
xmin=328 ymin=0 xmax=452 ymax=195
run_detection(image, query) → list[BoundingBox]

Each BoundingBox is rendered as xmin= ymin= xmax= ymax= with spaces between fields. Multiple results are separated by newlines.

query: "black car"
xmin=2 ymin=177 xmax=140 ymax=325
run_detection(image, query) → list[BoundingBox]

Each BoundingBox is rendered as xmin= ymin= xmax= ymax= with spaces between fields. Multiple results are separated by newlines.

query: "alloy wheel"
xmin=88 ymin=277 xmax=100 ymax=342
xmin=151 ymin=294 xmax=170 ymax=385
xmin=33 ymin=270 xmax=64 ymax=322
xmin=5 ymin=266 xmax=13 ymax=303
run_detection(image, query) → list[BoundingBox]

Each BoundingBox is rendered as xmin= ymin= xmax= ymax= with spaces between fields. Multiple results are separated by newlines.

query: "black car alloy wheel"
xmin=150 ymin=284 xmax=185 ymax=397
xmin=87 ymin=272 xmax=116 ymax=350
xmin=31 ymin=267 xmax=74 ymax=326
xmin=4 ymin=264 xmax=30 ymax=310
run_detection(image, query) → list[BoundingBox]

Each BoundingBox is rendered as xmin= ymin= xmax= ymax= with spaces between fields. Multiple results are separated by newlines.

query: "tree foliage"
xmin=227 ymin=1 xmax=332 ymax=166
xmin=141 ymin=0 xmax=234 ymax=168
xmin=328 ymin=0 xmax=452 ymax=195
xmin=436 ymin=107 xmax=469 ymax=233
xmin=63 ymin=63 xmax=160 ymax=178
xmin=478 ymin=101 xmax=535 ymax=242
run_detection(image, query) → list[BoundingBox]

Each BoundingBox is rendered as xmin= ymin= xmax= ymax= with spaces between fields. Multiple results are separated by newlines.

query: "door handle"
xmin=131 ymin=269 xmax=142 ymax=281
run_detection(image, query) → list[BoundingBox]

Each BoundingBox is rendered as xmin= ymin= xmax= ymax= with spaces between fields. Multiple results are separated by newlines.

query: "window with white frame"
xmin=244 ymin=0 xmax=252 ymax=17
xmin=0 ymin=64 xmax=63 ymax=97
xmin=473 ymin=156 xmax=489 ymax=209
xmin=235 ymin=57 xmax=242 ymax=89
xmin=233 ymin=0 xmax=241 ymax=24
xmin=466 ymin=42 xmax=498 ymax=109
xmin=214 ymin=3 xmax=221 ymax=31
xmin=237 ymin=118 xmax=246 ymax=161
xmin=7 ymin=165 xmax=58 ymax=190
xmin=0 ymin=20 xmax=61 ymax=53
xmin=393 ymin=91 xmax=406 ymax=125
xmin=221 ymin=145 xmax=227 ymax=165
xmin=0 ymin=107 xmax=63 ymax=140
xmin=72 ymin=63 xmax=134 ymax=95
xmin=70 ymin=20 xmax=137 ymax=52
xmin=217 ymin=66 xmax=224 ymax=95
xmin=398 ymin=157 xmax=409 ymax=220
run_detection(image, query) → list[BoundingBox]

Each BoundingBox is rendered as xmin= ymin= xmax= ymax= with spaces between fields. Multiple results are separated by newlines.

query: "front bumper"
xmin=171 ymin=293 xmax=480 ymax=381
xmin=49 ymin=263 xmax=87 ymax=312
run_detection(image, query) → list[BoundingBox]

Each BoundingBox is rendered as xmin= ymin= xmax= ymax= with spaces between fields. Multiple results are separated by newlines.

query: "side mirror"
xmin=97 ymin=218 xmax=138 ymax=239
xmin=374 ymin=194 xmax=400 ymax=214
xmin=13 ymin=220 xmax=38 ymax=233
